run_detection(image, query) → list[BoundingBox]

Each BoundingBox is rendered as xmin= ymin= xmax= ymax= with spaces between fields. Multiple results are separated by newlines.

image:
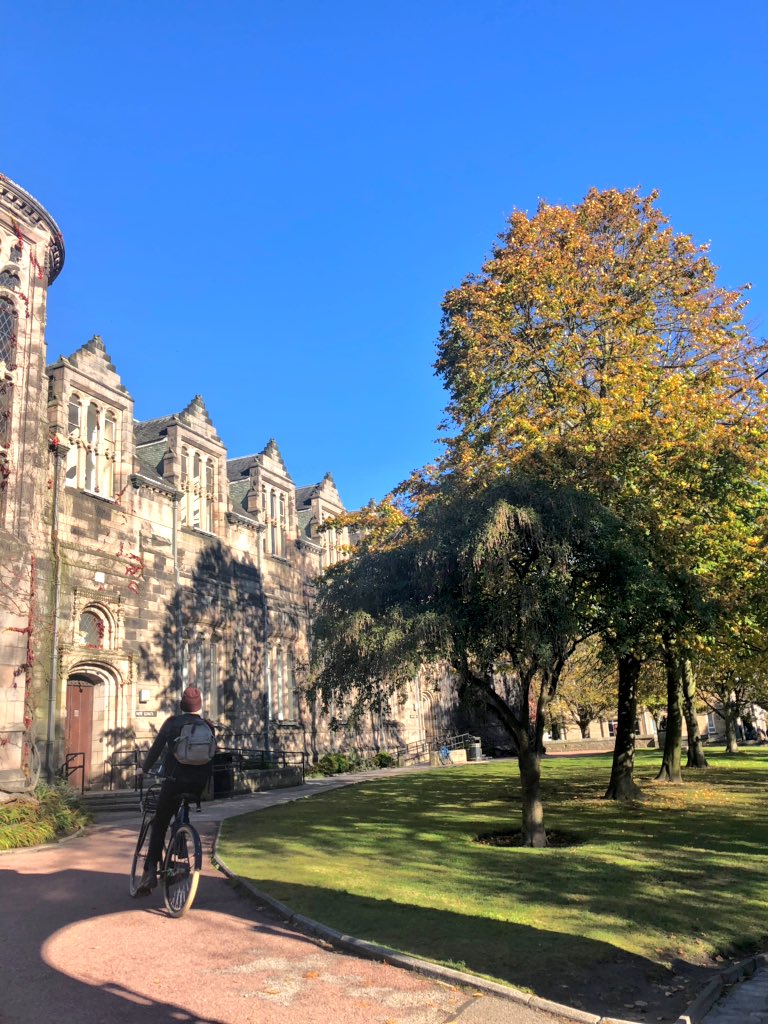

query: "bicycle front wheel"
xmin=129 ymin=815 xmax=153 ymax=897
xmin=162 ymin=823 xmax=202 ymax=917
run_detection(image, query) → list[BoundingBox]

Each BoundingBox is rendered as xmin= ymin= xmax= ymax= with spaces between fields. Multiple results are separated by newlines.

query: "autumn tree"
xmin=435 ymin=187 xmax=768 ymax=798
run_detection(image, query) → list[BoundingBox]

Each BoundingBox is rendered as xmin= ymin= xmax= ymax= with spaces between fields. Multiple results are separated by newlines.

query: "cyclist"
xmin=135 ymin=686 xmax=215 ymax=895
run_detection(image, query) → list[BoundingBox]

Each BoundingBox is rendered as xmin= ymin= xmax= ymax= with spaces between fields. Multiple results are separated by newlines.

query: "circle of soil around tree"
xmin=474 ymin=829 xmax=585 ymax=848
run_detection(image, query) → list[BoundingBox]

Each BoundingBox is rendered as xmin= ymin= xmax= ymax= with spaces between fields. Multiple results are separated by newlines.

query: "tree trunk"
xmin=604 ymin=654 xmax=643 ymax=800
xmin=682 ymin=659 xmax=708 ymax=768
xmin=579 ymin=716 xmax=590 ymax=739
xmin=723 ymin=705 xmax=739 ymax=754
xmin=656 ymin=644 xmax=683 ymax=783
xmin=518 ymin=743 xmax=547 ymax=847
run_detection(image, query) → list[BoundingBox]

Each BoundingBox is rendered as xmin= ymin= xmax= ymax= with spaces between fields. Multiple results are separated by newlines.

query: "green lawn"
xmin=218 ymin=749 xmax=768 ymax=1012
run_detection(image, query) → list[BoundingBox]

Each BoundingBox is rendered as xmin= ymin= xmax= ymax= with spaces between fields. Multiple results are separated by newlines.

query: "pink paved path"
xmin=0 ymin=790 xmax=573 ymax=1024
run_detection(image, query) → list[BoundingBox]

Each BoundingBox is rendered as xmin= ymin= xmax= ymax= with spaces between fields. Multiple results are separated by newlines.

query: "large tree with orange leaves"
xmin=435 ymin=188 xmax=768 ymax=798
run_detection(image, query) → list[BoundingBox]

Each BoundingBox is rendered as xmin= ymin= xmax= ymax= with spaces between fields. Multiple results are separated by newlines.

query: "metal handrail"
xmin=211 ymin=746 xmax=307 ymax=791
xmin=59 ymin=751 xmax=86 ymax=794
xmin=109 ymin=747 xmax=140 ymax=791
xmin=396 ymin=732 xmax=481 ymax=762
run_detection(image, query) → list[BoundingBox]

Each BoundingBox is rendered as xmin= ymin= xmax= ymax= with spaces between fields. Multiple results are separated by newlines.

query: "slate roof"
xmin=134 ymin=415 xmax=176 ymax=446
xmin=134 ymin=439 xmax=167 ymax=479
xmin=226 ymin=455 xmax=258 ymax=482
xmin=295 ymin=483 xmax=321 ymax=508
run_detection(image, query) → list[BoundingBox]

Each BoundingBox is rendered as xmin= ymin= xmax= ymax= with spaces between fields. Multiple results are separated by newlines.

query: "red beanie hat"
xmin=181 ymin=686 xmax=202 ymax=713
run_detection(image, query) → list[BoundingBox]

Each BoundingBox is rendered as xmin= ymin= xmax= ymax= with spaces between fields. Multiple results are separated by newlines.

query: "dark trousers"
xmin=145 ymin=777 xmax=203 ymax=869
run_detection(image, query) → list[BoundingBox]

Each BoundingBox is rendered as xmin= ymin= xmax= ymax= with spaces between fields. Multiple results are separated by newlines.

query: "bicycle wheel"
xmin=129 ymin=815 xmax=154 ymax=896
xmin=162 ymin=823 xmax=202 ymax=917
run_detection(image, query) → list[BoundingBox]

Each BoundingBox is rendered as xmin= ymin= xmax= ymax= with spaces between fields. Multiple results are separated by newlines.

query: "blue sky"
xmin=4 ymin=1 xmax=766 ymax=510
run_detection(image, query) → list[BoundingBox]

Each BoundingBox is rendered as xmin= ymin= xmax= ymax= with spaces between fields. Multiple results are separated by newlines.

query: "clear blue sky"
xmin=4 ymin=1 xmax=766 ymax=510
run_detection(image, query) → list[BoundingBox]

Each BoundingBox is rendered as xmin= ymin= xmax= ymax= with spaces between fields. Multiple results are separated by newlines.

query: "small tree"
xmin=313 ymin=476 xmax=648 ymax=845
xmin=549 ymin=643 xmax=616 ymax=739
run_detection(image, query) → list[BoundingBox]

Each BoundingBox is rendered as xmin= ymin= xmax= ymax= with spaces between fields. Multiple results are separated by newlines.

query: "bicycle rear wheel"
xmin=162 ymin=823 xmax=202 ymax=917
xmin=129 ymin=815 xmax=154 ymax=896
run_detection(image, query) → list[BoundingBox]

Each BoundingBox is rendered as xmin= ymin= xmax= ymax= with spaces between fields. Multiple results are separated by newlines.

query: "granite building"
xmin=0 ymin=175 xmax=452 ymax=794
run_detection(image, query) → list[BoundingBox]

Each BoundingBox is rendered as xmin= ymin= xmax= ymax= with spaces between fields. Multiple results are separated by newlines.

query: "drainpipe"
xmin=256 ymin=526 xmax=271 ymax=755
xmin=45 ymin=440 xmax=65 ymax=782
xmin=172 ymin=491 xmax=182 ymax=700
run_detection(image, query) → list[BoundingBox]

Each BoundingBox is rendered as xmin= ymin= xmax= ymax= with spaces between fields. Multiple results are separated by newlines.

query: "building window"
xmin=180 ymin=446 xmax=217 ymax=532
xmin=77 ymin=607 xmax=112 ymax=649
xmin=0 ymin=379 xmax=11 ymax=449
xmin=0 ymin=298 xmax=17 ymax=367
xmin=0 ymin=270 xmax=19 ymax=292
xmin=64 ymin=394 xmax=119 ymax=497
xmin=271 ymin=644 xmax=297 ymax=722
xmin=264 ymin=486 xmax=289 ymax=556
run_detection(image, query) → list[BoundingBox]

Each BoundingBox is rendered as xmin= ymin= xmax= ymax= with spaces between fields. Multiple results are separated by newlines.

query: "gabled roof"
xmin=226 ymin=438 xmax=293 ymax=483
xmin=134 ymin=394 xmax=222 ymax=447
xmin=260 ymin=437 xmax=291 ymax=477
xmin=55 ymin=335 xmax=129 ymax=394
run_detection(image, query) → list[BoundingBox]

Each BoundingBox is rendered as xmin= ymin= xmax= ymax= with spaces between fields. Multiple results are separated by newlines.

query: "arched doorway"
xmin=420 ymin=690 xmax=441 ymax=750
xmin=65 ymin=675 xmax=97 ymax=790
xmin=63 ymin=662 xmax=124 ymax=791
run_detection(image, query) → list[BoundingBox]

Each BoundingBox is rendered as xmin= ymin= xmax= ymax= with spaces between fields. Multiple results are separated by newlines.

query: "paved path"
xmin=702 ymin=966 xmax=768 ymax=1024
xmin=0 ymin=775 xmax=576 ymax=1024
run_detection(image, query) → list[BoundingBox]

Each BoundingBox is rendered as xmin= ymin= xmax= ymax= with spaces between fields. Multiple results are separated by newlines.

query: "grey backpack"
xmin=173 ymin=719 xmax=216 ymax=766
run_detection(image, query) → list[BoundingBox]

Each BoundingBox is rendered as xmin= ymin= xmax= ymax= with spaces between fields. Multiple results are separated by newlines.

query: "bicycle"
xmin=129 ymin=774 xmax=203 ymax=917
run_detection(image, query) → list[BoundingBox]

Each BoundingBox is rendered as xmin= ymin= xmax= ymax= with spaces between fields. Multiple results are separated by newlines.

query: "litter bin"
xmin=467 ymin=742 xmax=483 ymax=761
xmin=212 ymin=752 xmax=234 ymax=797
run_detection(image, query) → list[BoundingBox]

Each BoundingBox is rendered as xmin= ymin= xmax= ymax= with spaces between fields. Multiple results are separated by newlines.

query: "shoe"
xmin=136 ymin=866 xmax=157 ymax=896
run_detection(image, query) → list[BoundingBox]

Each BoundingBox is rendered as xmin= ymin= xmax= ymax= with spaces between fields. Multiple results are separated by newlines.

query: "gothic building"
xmin=0 ymin=174 xmax=453 ymax=794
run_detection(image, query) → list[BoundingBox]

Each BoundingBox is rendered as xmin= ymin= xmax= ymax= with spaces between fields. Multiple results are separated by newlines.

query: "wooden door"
xmin=65 ymin=680 xmax=94 ymax=790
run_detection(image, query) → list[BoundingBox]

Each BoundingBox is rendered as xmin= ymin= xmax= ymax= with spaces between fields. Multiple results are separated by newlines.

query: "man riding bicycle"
xmin=135 ymin=686 xmax=216 ymax=895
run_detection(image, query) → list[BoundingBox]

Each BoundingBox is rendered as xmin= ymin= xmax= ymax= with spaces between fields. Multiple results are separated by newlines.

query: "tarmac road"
xmin=0 ymin=780 xmax=577 ymax=1024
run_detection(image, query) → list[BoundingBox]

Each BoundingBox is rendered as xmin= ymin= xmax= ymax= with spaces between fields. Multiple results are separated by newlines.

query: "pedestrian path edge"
xmin=212 ymin=822 xmax=636 ymax=1024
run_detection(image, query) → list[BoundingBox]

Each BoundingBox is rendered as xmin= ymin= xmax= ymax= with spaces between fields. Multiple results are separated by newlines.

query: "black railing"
xmin=109 ymin=748 xmax=140 ymax=791
xmin=395 ymin=732 xmax=481 ymax=764
xmin=210 ymin=746 xmax=307 ymax=798
xmin=59 ymin=752 xmax=85 ymax=794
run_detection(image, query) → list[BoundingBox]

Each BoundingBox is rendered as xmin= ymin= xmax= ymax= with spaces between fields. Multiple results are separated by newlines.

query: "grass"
xmin=0 ymin=782 xmax=90 ymax=850
xmin=218 ymin=748 xmax=768 ymax=1011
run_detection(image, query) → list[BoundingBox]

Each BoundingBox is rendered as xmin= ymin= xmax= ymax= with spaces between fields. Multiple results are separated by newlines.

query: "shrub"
xmin=312 ymin=750 xmax=397 ymax=775
xmin=372 ymin=751 xmax=396 ymax=768
xmin=0 ymin=782 xmax=90 ymax=851
xmin=316 ymin=753 xmax=351 ymax=776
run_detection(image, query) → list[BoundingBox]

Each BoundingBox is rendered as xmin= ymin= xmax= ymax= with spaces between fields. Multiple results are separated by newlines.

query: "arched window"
xmin=191 ymin=452 xmax=201 ymax=527
xmin=0 ymin=270 xmax=19 ymax=291
xmin=67 ymin=395 xmax=81 ymax=436
xmin=65 ymin=397 xmax=118 ymax=497
xmin=180 ymin=446 xmax=217 ymax=533
xmin=77 ymin=607 xmax=112 ymax=649
xmin=204 ymin=458 xmax=214 ymax=532
xmin=0 ymin=379 xmax=11 ymax=449
xmin=180 ymin=447 xmax=189 ymax=525
xmin=0 ymin=298 xmax=17 ymax=367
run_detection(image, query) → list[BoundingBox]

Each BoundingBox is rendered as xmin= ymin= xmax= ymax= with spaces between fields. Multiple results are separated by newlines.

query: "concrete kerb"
xmin=212 ymin=823 xmax=631 ymax=1024
xmin=674 ymin=953 xmax=768 ymax=1024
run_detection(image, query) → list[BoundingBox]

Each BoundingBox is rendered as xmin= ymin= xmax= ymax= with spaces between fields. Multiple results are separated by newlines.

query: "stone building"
xmin=0 ymin=174 xmax=454 ymax=794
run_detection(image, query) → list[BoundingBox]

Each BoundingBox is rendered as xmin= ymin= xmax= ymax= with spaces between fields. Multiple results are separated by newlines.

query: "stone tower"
xmin=0 ymin=174 xmax=64 ymax=793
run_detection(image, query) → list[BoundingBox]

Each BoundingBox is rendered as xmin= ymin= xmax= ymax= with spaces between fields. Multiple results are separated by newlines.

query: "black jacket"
xmin=142 ymin=712 xmax=215 ymax=785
